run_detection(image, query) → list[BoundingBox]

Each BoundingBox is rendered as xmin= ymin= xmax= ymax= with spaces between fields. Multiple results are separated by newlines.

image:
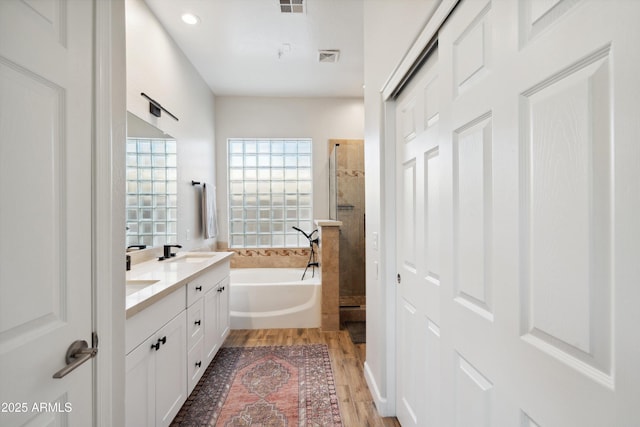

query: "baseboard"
xmin=364 ymin=361 xmax=393 ymax=417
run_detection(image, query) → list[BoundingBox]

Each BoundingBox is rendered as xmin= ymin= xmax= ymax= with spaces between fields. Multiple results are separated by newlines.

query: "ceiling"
xmin=145 ymin=0 xmax=365 ymax=98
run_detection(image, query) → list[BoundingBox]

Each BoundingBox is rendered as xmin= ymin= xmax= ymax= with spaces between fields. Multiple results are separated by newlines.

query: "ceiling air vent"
xmin=318 ymin=49 xmax=340 ymax=63
xmin=280 ymin=0 xmax=304 ymax=14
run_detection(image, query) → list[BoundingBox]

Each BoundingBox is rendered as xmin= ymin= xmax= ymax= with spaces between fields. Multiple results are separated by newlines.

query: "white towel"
xmin=202 ymin=183 xmax=218 ymax=239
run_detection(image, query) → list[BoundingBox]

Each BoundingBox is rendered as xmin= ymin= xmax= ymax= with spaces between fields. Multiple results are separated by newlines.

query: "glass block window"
xmin=126 ymin=138 xmax=178 ymax=247
xmin=228 ymin=138 xmax=313 ymax=248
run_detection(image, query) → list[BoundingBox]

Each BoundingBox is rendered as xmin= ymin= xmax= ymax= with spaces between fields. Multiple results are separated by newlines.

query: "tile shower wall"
xmin=330 ymin=141 xmax=366 ymax=298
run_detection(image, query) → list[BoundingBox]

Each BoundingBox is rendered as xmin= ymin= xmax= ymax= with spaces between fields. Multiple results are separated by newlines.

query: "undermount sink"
xmin=126 ymin=279 xmax=160 ymax=296
xmin=167 ymin=253 xmax=218 ymax=263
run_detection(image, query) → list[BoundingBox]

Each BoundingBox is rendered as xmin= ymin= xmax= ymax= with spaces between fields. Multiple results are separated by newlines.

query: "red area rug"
xmin=171 ymin=344 xmax=342 ymax=426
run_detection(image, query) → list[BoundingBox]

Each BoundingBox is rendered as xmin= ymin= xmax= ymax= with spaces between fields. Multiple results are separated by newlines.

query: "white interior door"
xmin=395 ymin=49 xmax=442 ymax=427
xmin=395 ymin=0 xmax=640 ymax=425
xmin=0 ymin=1 xmax=95 ymax=425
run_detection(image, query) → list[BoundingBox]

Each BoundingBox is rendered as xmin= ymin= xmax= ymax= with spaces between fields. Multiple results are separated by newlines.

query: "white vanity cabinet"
xmin=186 ymin=297 xmax=205 ymax=394
xmin=125 ymin=288 xmax=187 ymax=427
xmin=203 ymin=275 xmax=231 ymax=365
xmin=151 ymin=311 xmax=187 ymax=427
xmin=216 ymin=276 xmax=230 ymax=352
xmin=203 ymin=285 xmax=219 ymax=364
xmin=185 ymin=266 xmax=220 ymax=393
xmin=125 ymin=253 xmax=232 ymax=426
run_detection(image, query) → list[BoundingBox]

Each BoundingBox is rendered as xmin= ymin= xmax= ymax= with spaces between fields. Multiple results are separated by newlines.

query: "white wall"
xmin=363 ymin=0 xmax=439 ymax=415
xmin=214 ymin=96 xmax=364 ymax=244
xmin=126 ymin=0 xmax=217 ymax=251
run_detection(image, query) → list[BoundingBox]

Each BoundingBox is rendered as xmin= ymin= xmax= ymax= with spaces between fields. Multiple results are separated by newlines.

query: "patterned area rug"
xmin=171 ymin=344 xmax=342 ymax=426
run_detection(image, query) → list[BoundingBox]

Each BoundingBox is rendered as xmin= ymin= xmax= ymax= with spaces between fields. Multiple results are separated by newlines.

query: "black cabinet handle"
xmin=194 ymin=320 xmax=201 ymax=326
xmin=158 ymin=336 xmax=166 ymax=346
xmin=195 ymin=285 xmax=202 ymax=291
xmin=151 ymin=342 xmax=160 ymax=351
xmin=195 ymin=361 xmax=202 ymax=368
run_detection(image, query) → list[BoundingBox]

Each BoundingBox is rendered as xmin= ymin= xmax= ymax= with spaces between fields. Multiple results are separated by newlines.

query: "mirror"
xmin=126 ymin=112 xmax=178 ymax=248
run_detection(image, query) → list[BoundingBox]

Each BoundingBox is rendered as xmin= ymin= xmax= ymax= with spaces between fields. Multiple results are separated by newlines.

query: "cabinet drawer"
xmin=186 ymin=298 xmax=204 ymax=350
xmin=186 ymin=272 xmax=213 ymax=307
xmin=187 ymin=337 xmax=205 ymax=395
xmin=186 ymin=263 xmax=228 ymax=307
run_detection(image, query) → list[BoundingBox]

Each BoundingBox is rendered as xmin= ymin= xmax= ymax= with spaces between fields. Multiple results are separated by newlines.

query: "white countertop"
xmin=125 ymin=251 xmax=233 ymax=318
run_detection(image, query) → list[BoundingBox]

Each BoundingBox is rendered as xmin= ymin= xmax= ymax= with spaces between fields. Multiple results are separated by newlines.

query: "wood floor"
xmin=223 ymin=328 xmax=400 ymax=427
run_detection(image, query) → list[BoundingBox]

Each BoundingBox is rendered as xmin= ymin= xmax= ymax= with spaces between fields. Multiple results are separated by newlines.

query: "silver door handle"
xmin=53 ymin=340 xmax=98 ymax=379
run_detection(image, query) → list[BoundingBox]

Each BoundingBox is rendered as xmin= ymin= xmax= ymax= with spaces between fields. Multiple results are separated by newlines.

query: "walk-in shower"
xmin=329 ymin=140 xmax=366 ymax=342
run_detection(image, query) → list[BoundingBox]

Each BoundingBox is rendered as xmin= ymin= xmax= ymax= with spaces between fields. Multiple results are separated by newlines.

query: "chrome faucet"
xmin=160 ymin=244 xmax=182 ymax=261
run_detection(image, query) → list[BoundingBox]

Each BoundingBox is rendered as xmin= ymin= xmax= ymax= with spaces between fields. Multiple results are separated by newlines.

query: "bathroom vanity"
xmin=124 ymin=251 xmax=232 ymax=427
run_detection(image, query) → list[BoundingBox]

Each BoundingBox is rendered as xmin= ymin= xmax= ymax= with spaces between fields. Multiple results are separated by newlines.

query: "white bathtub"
xmin=229 ymin=268 xmax=321 ymax=329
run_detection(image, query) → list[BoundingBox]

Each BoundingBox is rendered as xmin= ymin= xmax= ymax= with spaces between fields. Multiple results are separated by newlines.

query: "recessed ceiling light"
xmin=181 ymin=13 xmax=200 ymax=25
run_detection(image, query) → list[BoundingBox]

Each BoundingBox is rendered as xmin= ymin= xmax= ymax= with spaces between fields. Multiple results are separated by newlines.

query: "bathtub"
xmin=229 ymin=268 xmax=321 ymax=329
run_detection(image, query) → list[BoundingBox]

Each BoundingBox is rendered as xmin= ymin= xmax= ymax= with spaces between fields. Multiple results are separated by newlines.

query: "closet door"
xmin=395 ymin=49 xmax=442 ymax=427
xmin=435 ymin=0 xmax=640 ymax=425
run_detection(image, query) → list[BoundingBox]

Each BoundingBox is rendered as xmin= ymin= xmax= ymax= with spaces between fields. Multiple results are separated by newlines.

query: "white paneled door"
xmin=0 ymin=1 xmax=95 ymax=426
xmin=396 ymin=49 xmax=442 ymax=427
xmin=395 ymin=0 xmax=640 ymax=425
